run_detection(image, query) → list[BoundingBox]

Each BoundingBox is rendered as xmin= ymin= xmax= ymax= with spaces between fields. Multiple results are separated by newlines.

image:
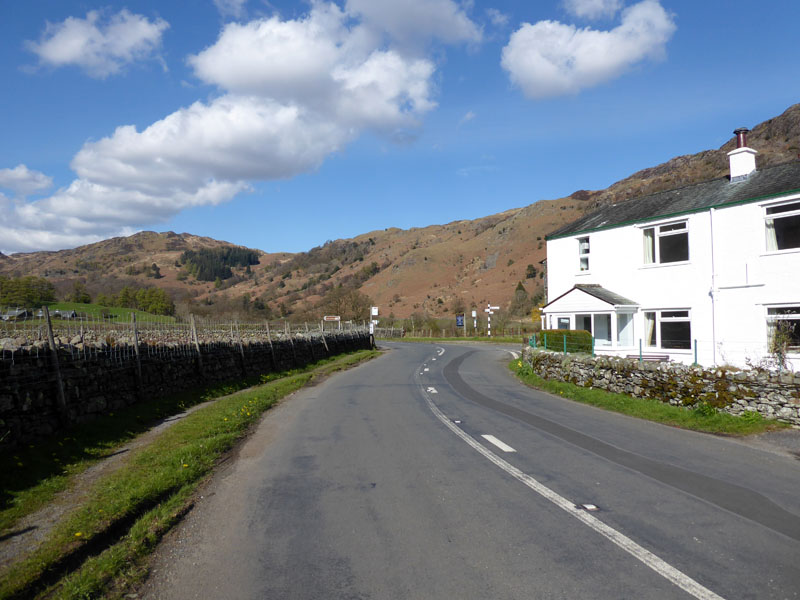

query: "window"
xmin=643 ymin=221 xmax=689 ymax=264
xmin=594 ymin=314 xmax=611 ymax=346
xmin=576 ymin=314 xmax=592 ymax=333
xmin=644 ymin=310 xmax=691 ymax=349
xmin=765 ymin=201 xmax=800 ymax=251
xmin=557 ymin=317 xmax=570 ymax=329
xmin=617 ymin=313 xmax=634 ymax=346
xmin=578 ymin=237 xmax=590 ymax=271
xmin=767 ymin=306 xmax=800 ymax=351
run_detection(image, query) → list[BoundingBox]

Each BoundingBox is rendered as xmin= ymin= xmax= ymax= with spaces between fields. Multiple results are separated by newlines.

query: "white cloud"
xmin=4 ymin=2 xmax=479 ymax=253
xmin=458 ymin=110 xmax=476 ymax=126
xmin=25 ymin=9 xmax=169 ymax=78
xmin=486 ymin=8 xmax=509 ymax=27
xmin=0 ymin=165 xmax=53 ymax=196
xmin=345 ymin=0 xmax=482 ymax=48
xmin=501 ymin=0 xmax=675 ymax=99
xmin=213 ymin=0 xmax=248 ymax=19
xmin=563 ymin=0 xmax=623 ymax=19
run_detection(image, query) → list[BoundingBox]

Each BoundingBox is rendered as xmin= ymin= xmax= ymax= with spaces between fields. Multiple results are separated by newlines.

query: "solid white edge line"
xmin=481 ymin=434 xmax=517 ymax=453
xmin=418 ymin=379 xmax=725 ymax=600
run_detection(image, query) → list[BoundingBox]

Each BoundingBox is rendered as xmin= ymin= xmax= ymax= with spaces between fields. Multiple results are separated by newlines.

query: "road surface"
xmin=141 ymin=342 xmax=800 ymax=599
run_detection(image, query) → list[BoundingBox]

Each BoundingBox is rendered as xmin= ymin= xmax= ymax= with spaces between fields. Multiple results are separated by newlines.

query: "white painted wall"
xmin=544 ymin=191 xmax=800 ymax=368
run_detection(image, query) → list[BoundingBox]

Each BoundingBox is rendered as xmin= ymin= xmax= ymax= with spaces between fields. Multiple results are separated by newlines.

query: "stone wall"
xmin=522 ymin=347 xmax=800 ymax=425
xmin=0 ymin=331 xmax=372 ymax=448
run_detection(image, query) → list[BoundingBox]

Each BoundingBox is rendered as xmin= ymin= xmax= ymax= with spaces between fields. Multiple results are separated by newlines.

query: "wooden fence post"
xmin=43 ymin=306 xmax=68 ymax=421
xmin=266 ymin=321 xmax=278 ymax=371
xmin=131 ymin=312 xmax=143 ymax=394
xmin=190 ymin=314 xmax=203 ymax=372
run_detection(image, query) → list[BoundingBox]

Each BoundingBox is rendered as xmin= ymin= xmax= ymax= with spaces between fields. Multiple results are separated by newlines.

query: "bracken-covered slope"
xmin=2 ymin=104 xmax=799 ymax=319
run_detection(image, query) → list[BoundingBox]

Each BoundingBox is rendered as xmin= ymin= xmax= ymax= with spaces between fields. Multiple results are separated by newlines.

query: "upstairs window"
xmin=643 ymin=221 xmax=689 ymax=264
xmin=578 ymin=237 xmax=590 ymax=271
xmin=765 ymin=201 xmax=800 ymax=251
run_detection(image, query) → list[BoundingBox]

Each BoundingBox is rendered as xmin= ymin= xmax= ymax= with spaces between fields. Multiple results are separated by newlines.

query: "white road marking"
xmin=427 ymin=387 xmax=438 ymax=394
xmin=424 ymin=368 xmax=429 ymax=372
xmin=432 ymin=358 xmax=437 ymax=361
xmin=419 ymin=383 xmax=725 ymax=600
xmin=507 ymin=350 xmax=520 ymax=359
xmin=437 ymin=348 xmax=445 ymax=356
xmin=481 ymin=434 xmax=516 ymax=453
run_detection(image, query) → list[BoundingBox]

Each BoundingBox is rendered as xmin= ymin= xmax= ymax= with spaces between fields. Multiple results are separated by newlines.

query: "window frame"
xmin=643 ymin=309 xmax=692 ymax=350
xmin=766 ymin=305 xmax=800 ymax=352
xmin=763 ymin=199 xmax=800 ymax=253
xmin=642 ymin=220 xmax=690 ymax=265
xmin=577 ymin=236 xmax=590 ymax=272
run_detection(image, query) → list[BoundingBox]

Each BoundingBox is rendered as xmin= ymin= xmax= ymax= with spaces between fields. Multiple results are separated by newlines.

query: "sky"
xmin=1 ymin=0 xmax=799 ymax=256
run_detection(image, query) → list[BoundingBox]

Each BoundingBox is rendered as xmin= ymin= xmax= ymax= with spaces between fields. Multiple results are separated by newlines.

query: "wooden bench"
xmin=625 ymin=354 xmax=670 ymax=362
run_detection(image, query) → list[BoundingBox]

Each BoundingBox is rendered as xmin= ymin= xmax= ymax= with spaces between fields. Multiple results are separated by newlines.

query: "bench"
xmin=625 ymin=354 xmax=670 ymax=362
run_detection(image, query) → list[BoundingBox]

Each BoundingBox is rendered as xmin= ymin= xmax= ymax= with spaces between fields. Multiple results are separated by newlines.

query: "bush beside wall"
xmin=523 ymin=347 xmax=800 ymax=425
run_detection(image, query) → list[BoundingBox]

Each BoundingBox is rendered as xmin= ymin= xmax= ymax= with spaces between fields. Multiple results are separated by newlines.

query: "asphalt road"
xmin=141 ymin=342 xmax=800 ymax=599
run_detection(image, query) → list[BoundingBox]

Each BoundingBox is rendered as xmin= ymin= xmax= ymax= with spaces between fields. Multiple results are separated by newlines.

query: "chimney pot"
xmin=734 ymin=127 xmax=750 ymax=149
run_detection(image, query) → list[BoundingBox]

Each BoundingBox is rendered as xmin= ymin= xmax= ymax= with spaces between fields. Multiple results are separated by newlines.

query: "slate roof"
xmin=543 ymin=284 xmax=638 ymax=309
xmin=548 ymin=160 xmax=800 ymax=239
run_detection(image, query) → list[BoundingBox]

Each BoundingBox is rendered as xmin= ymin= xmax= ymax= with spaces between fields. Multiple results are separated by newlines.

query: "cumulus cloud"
xmin=501 ymin=0 xmax=675 ymax=99
xmin=25 ymin=9 xmax=169 ymax=78
xmin=345 ymin=0 xmax=481 ymax=49
xmin=213 ymin=0 xmax=248 ymax=19
xmin=3 ymin=2 xmax=479 ymax=253
xmin=486 ymin=8 xmax=509 ymax=27
xmin=0 ymin=165 xmax=53 ymax=196
xmin=563 ymin=0 xmax=623 ymax=19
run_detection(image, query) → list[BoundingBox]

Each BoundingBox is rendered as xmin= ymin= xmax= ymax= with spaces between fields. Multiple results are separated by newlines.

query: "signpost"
xmin=456 ymin=313 xmax=465 ymax=337
xmin=370 ymin=307 xmax=378 ymax=334
xmin=484 ymin=303 xmax=500 ymax=337
xmin=472 ymin=310 xmax=477 ymax=332
xmin=323 ymin=315 xmax=341 ymax=331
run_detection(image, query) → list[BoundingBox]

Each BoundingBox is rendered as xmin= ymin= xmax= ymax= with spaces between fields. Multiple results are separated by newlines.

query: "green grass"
xmin=509 ymin=359 xmax=789 ymax=436
xmin=44 ymin=302 xmax=176 ymax=323
xmin=0 ymin=349 xmax=379 ymax=600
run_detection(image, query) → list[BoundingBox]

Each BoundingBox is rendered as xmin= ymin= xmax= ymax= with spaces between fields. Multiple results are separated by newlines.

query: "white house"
xmin=542 ymin=129 xmax=800 ymax=369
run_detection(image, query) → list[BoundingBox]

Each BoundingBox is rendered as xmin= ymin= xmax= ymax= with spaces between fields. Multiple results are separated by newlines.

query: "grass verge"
xmin=0 ymin=349 xmax=379 ymax=600
xmin=509 ymin=359 xmax=789 ymax=436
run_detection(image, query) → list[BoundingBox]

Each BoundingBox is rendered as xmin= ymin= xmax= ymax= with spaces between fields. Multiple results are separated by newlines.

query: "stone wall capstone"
xmin=522 ymin=347 xmax=800 ymax=425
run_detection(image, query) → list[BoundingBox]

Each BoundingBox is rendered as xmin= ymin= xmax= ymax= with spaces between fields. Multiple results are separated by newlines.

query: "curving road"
xmin=141 ymin=342 xmax=800 ymax=599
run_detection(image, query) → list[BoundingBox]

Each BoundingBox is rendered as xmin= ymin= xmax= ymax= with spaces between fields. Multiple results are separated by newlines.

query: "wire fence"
xmin=0 ymin=306 xmax=368 ymax=367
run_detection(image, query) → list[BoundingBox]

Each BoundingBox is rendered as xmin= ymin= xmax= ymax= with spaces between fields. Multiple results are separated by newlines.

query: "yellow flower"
xmin=75 ymin=532 xmax=82 ymax=537
xmin=182 ymin=464 xmax=189 ymax=468
xmin=17 ymin=462 xmax=23 ymax=467
xmin=224 ymin=418 xmax=228 ymax=421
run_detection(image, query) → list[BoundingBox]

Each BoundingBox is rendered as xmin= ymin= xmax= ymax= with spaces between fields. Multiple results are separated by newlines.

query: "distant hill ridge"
xmin=2 ymin=103 xmax=799 ymax=319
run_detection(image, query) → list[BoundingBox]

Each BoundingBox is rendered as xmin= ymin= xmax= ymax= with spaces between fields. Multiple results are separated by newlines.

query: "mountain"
xmin=2 ymin=104 xmax=799 ymax=320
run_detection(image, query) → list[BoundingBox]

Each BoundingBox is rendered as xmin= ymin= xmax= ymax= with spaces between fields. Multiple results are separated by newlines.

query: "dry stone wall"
xmin=0 ymin=331 xmax=372 ymax=448
xmin=522 ymin=347 xmax=800 ymax=425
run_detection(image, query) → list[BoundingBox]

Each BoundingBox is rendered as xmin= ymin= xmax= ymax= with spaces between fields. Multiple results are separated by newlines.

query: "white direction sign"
xmin=371 ymin=306 xmax=379 ymax=317
xmin=323 ymin=315 xmax=341 ymax=322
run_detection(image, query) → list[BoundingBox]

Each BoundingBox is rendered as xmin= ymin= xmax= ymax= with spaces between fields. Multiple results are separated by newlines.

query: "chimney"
xmin=728 ymin=127 xmax=757 ymax=181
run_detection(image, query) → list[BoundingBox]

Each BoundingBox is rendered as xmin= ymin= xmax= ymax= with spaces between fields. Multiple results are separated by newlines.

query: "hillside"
xmin=2 ymin=103 xmax=799 ymax=320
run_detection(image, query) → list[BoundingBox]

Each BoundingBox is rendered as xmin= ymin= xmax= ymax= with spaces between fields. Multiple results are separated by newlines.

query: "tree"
xmin=71 ymin=281 xmax=91 ymax=304
xmin=0 ymin=276 xmax=55 ymax=306
xmin=509 ymin=281 xmax=533 ymax=317
xmin=318 ymin=285 xmax=373 ymax=322
xmin=525 ymin=264 xmax=538 ymax=279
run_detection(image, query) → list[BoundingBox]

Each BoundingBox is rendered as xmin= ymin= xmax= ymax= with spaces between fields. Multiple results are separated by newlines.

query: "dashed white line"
xmin=419 ymin=382 xmax=725 ymax=600
xmin=481 ymin=435 xmax=516 ymax=453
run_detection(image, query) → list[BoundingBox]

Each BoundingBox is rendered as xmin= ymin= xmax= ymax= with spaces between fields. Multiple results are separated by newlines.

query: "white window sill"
xmin=639 ymin=260 xmax=691 ymax=269
xmin=760 ymin=247 xmax=800 ymax=257
xmin=576 ymin=271 xmax=592 ymax=276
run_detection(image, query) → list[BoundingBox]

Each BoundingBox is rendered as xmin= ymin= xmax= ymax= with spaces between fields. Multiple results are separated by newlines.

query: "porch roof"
xmin=543 ymin=284 xmax=638 ymax=311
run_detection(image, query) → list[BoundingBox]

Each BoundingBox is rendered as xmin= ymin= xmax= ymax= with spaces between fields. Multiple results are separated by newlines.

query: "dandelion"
xmin=224 ymin=418 xmax=228 ymax=421
xmin=182 ymin=463 xmax=189 ymax=468
xmin=74 ymin=532 xmax=83 ymax=537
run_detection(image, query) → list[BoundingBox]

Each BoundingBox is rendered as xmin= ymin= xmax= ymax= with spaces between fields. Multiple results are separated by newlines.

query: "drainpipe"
xmin=709 ymin=208 xmax=717 ymax=366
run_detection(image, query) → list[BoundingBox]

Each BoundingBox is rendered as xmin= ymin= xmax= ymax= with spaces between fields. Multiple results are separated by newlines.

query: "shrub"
xmin=533 ymin=329 xmax=593 ymax=354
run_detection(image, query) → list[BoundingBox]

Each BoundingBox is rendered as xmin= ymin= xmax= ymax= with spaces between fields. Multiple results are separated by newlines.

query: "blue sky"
xmin=1 ymin=0 xmax=799 ymax=255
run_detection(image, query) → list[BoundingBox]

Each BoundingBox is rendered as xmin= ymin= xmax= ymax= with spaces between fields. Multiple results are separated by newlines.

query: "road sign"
xmin=485 ymin=305 xmax=500 ymax=313
xmin=323 ymin=315 xmax=341 ymax=322
xmin=371 ymin=306 xmax=379 ymax=317
xmin=456 ymin=314 xmax=464 ymax=327
xmin=471 ymin=310 xmax=477 ymax=318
